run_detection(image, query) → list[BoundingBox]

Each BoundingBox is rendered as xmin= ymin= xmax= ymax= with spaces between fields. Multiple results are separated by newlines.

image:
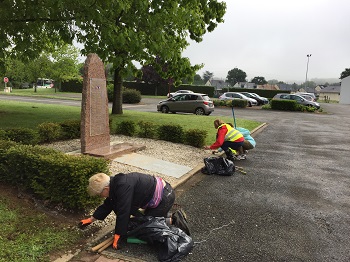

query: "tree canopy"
xmin=251 ymin=76 xmax=267 ymax=85
xmin=226 ymin=68 xmax=247 ymax=86
xmin=0 ymin=0 xmax=226 ymax=114
xmin=202 ymin=71 xmax=214 ymax=83
xmin=340 ymin=68 xmax=350 ymax=79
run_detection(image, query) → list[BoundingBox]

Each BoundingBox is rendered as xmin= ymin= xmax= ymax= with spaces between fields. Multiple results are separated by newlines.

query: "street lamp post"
xmin=305 ymin=54 xmax=312 ymax=91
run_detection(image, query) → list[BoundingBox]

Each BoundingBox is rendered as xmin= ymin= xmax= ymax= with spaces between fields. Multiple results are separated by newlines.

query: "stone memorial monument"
xmin=81 ymin=53 xmax=144 ymax=159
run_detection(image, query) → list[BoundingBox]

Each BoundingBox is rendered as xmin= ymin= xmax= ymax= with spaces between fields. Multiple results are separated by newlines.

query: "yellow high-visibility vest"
xmin=218 ymin=123 xmax=243 ymax=142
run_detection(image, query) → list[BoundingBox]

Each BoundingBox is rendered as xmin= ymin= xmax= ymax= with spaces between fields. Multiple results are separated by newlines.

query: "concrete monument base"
xmin=83 ymin=142 xmax=145 ymax=160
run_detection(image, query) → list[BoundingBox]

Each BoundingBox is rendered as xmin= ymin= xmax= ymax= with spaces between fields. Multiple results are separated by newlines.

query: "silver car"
xmin=219 ymin=92 xmax=257 ymax=107
xmin=167 ymin=89 xmax=194 ymax=98
xmin=157 ymin=93 xmax=214 ymax=115
xmin=273 ymin=93 xmax=320 ymax=109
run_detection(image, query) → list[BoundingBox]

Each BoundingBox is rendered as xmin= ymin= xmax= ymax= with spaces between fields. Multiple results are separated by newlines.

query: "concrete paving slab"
xmin=113 ymin=153 xmax=192 ymax=178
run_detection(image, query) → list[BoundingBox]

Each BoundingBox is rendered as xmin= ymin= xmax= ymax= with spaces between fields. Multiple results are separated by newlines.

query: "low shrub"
xmin=123 ymin=88 xmax=142 ymax=104
xmin=184 ymin=129 xmax=207 ymax=148
xmin=0 ymin=143 xmax=109 ymax=210
xmin=270 ymin=99 xmax=298 ymax=111
xmin=60 ymin=120 xmax=81 ymax=139
xmin=157 ymin=124 xmax=184 ymax=143
xmin=137 ymin=121 xmax=157 ymax=138
xmin=5 ymin=127 xmax=39 ymax=145
xmin=38 ymin=122 xmax=62 ymax=143
xmin=114 ymin=120 xmax=136 ymax=136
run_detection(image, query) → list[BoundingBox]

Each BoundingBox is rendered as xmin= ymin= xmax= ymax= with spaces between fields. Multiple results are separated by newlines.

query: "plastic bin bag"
xmin=202 ymin=156 xmax=235 ymax=176
xmin=127 ymin=216 xmax=193 ymax=262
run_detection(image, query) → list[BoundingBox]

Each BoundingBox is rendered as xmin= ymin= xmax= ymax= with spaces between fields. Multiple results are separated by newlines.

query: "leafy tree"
xmin=4 ymin=45 xmax=80 ymax=90
xmin=251 ymin=76 xmax=267 ymax=85
xmin=193 ymin=74 xmax=203 ymax=84
xmin=340 ymin=68 xmax=350 ymax=79
xmin=226 ymin=68 xmax=247 ymax=86
xmin=0 ymin=0 xmax=226 ymax=114
xmin=203 ymin=71 xmax=214 ymax=83
xmin=49 ymin=44 xmax=81 ymax=89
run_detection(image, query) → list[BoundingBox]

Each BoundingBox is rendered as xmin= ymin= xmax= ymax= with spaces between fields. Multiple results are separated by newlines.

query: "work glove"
xmin=112 ymin=234 xmax=121 ymax=249
xmin=78 ymin=218 xmax=93 ymax=230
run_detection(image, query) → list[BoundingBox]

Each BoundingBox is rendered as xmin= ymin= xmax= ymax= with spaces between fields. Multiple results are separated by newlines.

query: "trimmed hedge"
xmin=0 ymin=141 xmax=109 ymax=210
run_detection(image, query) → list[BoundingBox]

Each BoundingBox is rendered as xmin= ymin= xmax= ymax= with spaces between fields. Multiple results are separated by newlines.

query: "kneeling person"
xmin=78 ymin=172 xmax=189 ymax=249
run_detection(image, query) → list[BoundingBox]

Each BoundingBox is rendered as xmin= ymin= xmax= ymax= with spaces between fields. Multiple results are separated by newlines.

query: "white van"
xmin=36 ymin=78 xmax=53 ymax=88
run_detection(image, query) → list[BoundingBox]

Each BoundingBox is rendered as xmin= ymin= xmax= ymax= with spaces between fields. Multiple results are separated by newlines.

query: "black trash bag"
xmin=127 ymin=216 xmax=194 ymax=262
xmin=202 ymin=156 xmax=235 ymax=176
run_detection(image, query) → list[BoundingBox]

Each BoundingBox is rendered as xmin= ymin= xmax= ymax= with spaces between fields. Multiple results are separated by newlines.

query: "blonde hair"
xmin=87 ymin=173 xmax=110 ymax=196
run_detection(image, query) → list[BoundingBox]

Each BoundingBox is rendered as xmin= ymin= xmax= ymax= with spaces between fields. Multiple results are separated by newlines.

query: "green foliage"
xmin=157 ymin=124 xmax=184 ymax=143
xmin=61 ymin=78 xmax=83 ymax=92
xmin=137 ymin=121 xmax=157 ymax=139
xmin=226 ymin=68 xmax=247 ymax=86
xmin=0 ymin=129 xmax=8 ymax=140
xmin=59 ymin=120 xmax=81 ymax=139
xmin=37 ymin=122 xmax=62 ymax=143
xmin=0 ymin=0 xmax=226 ymax=114
xmin=114 ymin=121 xmax=136 ymax=136
xmin=212 ymin=99 xmax=247 ymax=108
xmin=4 ymin=127 xmax=39 ymax=145
xmin=184 ymin=129 xmax=208 ymax=148
xmin=270 ymin=99 xmax=298 ymax=111
xmin=0 ymin=196 xmax=82 ymax=262
xmin=212 ymin=99 xmax=226 ymax=107
xmin=107 ymin=83 xmax=114 ymax=101
xmin=251 ymin=76 xmax=268 ymax=85
xmin=123 ymin=88 xmax=142 ymax=104
xmin=340 ymin=68 xmax=350 ymax=79
xmin=0 ymin=143 xmax=109 ymax=210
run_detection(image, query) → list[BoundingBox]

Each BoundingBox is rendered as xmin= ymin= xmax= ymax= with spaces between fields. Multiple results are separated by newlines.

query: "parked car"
xmin=218 ymin=92 xmax=257 ymax=107
xmin=157 ymin=93 xmax=214 ymax=115
xmin=240 ymin=92 xmax=269 ymax=105
xmin=295 ymin=92 xmax=317 ymax=101
xmin=167 ymin=90 xmax=194 ymax=98
xmin=296 ymin=93 xmax=316 ymax=102
xmin=272 ymin=93 xmax=320 ymax=109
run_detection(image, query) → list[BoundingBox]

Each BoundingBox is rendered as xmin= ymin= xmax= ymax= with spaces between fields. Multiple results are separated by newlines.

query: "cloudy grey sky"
xmin=183 ymin=0 xmax=350 ymax=83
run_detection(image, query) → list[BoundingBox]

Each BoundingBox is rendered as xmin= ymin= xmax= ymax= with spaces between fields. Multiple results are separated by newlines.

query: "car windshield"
xmin=202 ymin=95 xmax=210 ymax=101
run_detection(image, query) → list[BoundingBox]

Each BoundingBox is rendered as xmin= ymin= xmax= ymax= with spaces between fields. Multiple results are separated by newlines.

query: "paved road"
xmin=0 ymin=94 xmax=255 ymax=118
xmin=111 ymin=103 xmax=350 ymax=261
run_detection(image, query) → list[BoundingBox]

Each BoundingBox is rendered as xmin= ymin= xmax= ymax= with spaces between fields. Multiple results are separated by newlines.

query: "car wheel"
xmin=195 ymin=108 xmax=205 ymax=115
xmin=248 ymin=102 xmax=252 ymax=107
xmin=161 ymin=106 xmax=169 ymax=113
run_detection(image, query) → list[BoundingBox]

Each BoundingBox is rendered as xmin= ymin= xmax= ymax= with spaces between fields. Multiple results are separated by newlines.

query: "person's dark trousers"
xmin=144 ymin=182 xmax=175 ymax=218
xmin=221 ymin=141 xmax=244 ymax=160
xmin=221 ymin=141 xmax=244 ymax=151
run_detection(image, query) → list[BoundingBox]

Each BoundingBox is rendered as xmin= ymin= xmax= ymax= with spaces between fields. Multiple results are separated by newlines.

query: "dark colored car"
xmin=272 ymin=93 xmax=320 ymax=109
xmin=240 ymin=92 xmax=269 ymax=105
xmin=157 ymin=93 xmax=214 ymax=115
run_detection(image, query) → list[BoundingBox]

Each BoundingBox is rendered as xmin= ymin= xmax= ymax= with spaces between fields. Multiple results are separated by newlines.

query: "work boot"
xmin=172 ymin=209 xmax=191 ymax=236
xmin=225 ymin=149 xmax=235 ymax=161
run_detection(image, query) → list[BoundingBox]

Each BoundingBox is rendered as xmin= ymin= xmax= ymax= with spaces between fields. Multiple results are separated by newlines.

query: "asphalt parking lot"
xmin=108 ymin=103 xmax=350 ymax=262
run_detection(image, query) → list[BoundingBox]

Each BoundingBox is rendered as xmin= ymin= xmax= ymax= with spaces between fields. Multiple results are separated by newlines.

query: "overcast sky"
xmin=182 ymin=0 xmax=350 ymax=83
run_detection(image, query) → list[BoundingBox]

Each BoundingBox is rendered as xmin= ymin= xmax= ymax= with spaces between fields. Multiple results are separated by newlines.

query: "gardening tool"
xmin=232 ymin=107 xmax=237 ymax=128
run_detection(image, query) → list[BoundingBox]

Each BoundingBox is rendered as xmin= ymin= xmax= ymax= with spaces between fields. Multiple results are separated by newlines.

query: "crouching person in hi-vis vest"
xmin=204 ymin=119 xmax=244 ymax=161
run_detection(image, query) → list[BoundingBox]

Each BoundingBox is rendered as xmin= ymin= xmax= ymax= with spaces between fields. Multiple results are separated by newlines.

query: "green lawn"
xmin=0 ymin=99 xmax=261 ymax=145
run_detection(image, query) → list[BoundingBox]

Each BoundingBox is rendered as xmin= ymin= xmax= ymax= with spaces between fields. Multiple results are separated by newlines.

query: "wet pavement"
xmin=51 ymin=102 xmax=350 ymax=261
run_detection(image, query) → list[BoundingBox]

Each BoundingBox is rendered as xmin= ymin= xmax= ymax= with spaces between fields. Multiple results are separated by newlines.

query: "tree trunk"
xmin=112 ymin=68 xmax=123 ymax=114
